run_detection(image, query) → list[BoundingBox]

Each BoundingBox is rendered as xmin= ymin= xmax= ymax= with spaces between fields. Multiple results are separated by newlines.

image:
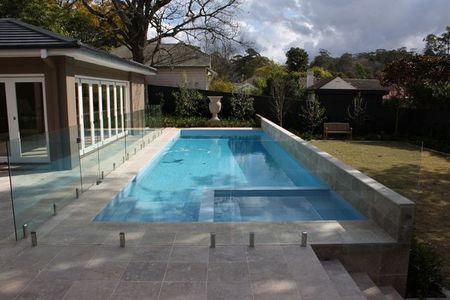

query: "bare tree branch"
xmin=81 ymin=0 xmax=241 ymax=63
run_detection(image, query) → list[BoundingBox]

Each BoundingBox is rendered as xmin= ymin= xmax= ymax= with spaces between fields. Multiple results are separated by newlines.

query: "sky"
xmin=238 ymin=0 xmax=450 ymax=62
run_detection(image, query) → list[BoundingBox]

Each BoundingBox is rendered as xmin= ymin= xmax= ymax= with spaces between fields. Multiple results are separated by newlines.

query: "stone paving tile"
xmin=103 ymin=230 xmax=145 ymax=247
xmin=111 ymin=281 xmax=161 ymax=300
xmin=207 ymin=262 xmax=250 ymax=283
xmin=169 ymin=246 xmax=209 ymax=263
xmin=249 ymin=261 xmax=294 ymax=282
xmin=297 ymin=277 xmax=341 ymax=300
xmin=15 ymin=279 xmax=73 ymax=300
xmin=209 ymin=245 xmax=247 ymax=262
xmin=174 ymin=231 xmax=210 ymax=245
xmin=0 ymin=277 xmax=34 ymax=300
xmin=121 ymin=261 xmax=167 ymax=281
xmin=63 ymin=280 xmax=118 ymax=300
xmin=79 ymin=259 xmax=128 ymax=280
xmin=91 ymin=245 xmax=135 ymax=262
xmin=2 ymin=245 xmax=62 ymax=272
xmin=252 ymin=279 xmax=301 ymax=300
xmin=159 ymin=281 xmax=207 ymax=300
xmin=207 ymin=282 xmax=253 ymax=300
xmin=131 ymin=245 xmax=172 ymax=262
xmin=35 ymin=246 xmax=95 ymax=281
xmin=139 ymin=231 xmax=176 ymax=246
xmin=247 ymin=245 xmax=286 ymax=263
xmin=69 ymin=228 xmax=109 ymax=245
xmin=164 ymin=262 xmax=207 ymax=282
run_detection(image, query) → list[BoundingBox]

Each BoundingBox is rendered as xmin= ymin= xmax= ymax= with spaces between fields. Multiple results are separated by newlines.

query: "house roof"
xmin=112 ymin=42 xmax=211 ymax=68
xmin=0 ymin=18 xmax=156 ymax=75
xmin=307 ymin=76 xmax=388 ymax=92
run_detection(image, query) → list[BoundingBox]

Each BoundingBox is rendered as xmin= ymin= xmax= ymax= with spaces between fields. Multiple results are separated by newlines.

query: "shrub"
xmin=229 ymin=93 xmax=255 ymax=120
xmin=210 ymin=78 xmax=234 ymax=92
xmin=347 ymin=93 xmax=368 ymax=133
xmin=172 ymin=85 xmax=206 ymax=117
xmin=300 ymin=97 xmax=326 ymax=133
xmin=157 ymin=116 xmax=257 ymax=128
xmin=407 ymin=238 xmax=445 ymax=298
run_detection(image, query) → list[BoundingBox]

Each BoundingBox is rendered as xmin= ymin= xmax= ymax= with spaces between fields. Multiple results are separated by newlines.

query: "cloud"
xmin=239 ymin=0 xmax=450 ymax=62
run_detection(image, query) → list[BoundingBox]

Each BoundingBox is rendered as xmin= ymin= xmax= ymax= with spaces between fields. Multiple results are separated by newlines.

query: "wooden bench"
xmin=323 ymin=122 xmax=352 ymax=139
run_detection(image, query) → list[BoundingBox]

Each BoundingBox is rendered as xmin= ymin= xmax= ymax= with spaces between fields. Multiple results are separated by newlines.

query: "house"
xmin=113 ymin=42 xmax=214 ymax=90
xmin=306 ymin=75 xmax=389 ymax=123
xmin=0 ymin=19 xmax=156 ymax=167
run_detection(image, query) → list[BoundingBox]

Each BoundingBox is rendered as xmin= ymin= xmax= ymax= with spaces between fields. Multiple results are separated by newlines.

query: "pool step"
xmin=351 ymin=273 xmax=387 ymax=300
xmin=321 ymin=259 xmax=367 ymax=299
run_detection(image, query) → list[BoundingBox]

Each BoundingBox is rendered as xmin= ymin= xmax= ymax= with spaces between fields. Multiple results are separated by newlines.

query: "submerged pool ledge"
xmin=258 ymin=114 xmax=415 ymax=244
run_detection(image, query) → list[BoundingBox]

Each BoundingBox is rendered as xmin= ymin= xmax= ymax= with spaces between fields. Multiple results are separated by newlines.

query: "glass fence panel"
xmin=7 ymin=127 xmax=82 ymax=239
xmin=79 ymin=131 xmax=100 ymax=191
xmin=99 ymin=133 xmax=126 ymax=178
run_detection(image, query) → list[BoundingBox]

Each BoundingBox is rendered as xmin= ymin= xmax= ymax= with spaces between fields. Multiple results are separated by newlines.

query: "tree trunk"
xmin=131 ymin=42 xmax=146 ymax=64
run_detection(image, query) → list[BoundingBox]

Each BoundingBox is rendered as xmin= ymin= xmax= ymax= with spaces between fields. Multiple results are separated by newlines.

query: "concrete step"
xmin=351 ymin=273 xmax=387 ymax=300
xmin=321 ymin=259 xmax=366 ymax=300
xmin=379 ymin=286 xmax=404 ymax=300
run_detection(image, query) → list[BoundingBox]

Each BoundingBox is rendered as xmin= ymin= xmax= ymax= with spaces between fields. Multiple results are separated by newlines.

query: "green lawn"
xmin=310 ymin=140 xmax=450 ymax=285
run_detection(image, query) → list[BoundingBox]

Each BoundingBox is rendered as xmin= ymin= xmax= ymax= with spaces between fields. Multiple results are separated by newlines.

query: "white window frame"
xmin=75 ymin=76 xmax=130 ymax=156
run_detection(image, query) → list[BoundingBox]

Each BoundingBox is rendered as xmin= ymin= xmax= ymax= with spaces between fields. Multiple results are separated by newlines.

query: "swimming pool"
xmin=95 ymin=129 xmax=364 ymax=222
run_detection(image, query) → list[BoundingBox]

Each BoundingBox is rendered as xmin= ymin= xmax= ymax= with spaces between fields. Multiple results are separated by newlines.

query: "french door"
xmin=0 ymin=76 xmax=49 ymax=163
xmin=75 ymin=77 xmax=129 ymax=155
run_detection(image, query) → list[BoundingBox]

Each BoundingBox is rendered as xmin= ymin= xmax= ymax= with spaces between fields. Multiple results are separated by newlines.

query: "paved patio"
xmin=0 ymin=128 xmax=398 ymax=299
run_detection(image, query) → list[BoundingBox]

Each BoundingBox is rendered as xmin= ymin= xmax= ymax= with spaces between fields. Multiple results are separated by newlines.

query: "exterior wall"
xmin=147 ymin=67 xmax=210 ymax=90
xmin=129 ymin=72 xmax=146 ymax=127
xmin=0 ymin=56 xmax=147 ymax=166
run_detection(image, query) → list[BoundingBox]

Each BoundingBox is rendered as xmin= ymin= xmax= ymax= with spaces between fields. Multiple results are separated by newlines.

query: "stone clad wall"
xmin=258 ymin=115 xmax=415 ymax=244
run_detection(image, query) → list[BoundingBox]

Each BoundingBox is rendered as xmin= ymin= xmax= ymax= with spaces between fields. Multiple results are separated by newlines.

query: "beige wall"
xmin=0 ymin=56 xmax=148 ymax=164
xmin=147 ymin=67 xmax=210 ymax=90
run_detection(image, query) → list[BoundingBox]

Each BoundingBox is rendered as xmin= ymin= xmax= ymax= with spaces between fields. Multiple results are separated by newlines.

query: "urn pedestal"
xmin=208 ymin=96 xmax=222 ymax=121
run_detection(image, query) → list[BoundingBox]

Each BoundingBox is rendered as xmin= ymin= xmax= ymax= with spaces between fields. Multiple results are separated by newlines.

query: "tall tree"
xmin=285 ymin=47 xmax=309 ymax=72
xmin=268 ymin=72 xmax=303 ymax=127
xmin=380 ymin=55 xmax=450 ymax=133
xmin=424 ymin=26 xmax=450 ymax=56
xmin=232 ymin=48 xmax=271 ymax=81
xmin=81 ymin=0 xmax=240 ymax=64
xmin=0 ymin=0 xmax=119 ymax=49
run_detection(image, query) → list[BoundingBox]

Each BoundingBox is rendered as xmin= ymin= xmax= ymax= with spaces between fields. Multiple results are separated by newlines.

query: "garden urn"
xmin=208 ymin=96 xmax=222 ymax=121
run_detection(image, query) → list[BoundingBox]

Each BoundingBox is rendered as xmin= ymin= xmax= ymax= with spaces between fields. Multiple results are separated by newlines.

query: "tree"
xmin=423 ymin=26 xmax=450 ymax=56
xmin=0 ymin=0 xmax=119 ymax=49
xmin=380 ymin=54 xmax=450 ymax=133
xmin=268 ymin=73 xmax=302 ymax=127
xmin=232 ymin=48 xmax=271 ymax=81
xmin=346 ymin=92 xmax=368 ymax=133
xmin=81 ymin=0 xmax=240 ymax=64
xmin=300 ymin=97 xmax=326 ymax=133
xmin=311 ymin=49 xmax=335 ymax=71
xmin=286 ymin=47 xmax=309 ymax=72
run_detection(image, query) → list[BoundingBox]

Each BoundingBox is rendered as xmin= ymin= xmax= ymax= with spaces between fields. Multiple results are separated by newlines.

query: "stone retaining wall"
xmin=258 ymin=115 xmax=415 ymax=244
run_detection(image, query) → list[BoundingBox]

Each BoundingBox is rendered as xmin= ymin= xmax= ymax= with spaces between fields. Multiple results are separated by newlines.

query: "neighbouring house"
xmin=0 ymin=18 xmax=156 ymax=167
xmin=306 ymin=75 xmax=389 ymax=124
xmin=113 ymin=42 xmax=215 ymax=90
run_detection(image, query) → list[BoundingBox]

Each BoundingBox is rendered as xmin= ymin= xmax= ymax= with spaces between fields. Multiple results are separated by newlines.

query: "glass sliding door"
xmin=15 ymin=82 xmax=47 ymax=158
xmin=0 ymin=76 xmax=49 ymax=163
xmin=75 ymin=77 xmax=129 ymax=155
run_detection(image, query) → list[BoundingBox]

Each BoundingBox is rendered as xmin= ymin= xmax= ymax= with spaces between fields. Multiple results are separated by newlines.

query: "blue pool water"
xmin=95 ymin=130 xmax=364 ymax=222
